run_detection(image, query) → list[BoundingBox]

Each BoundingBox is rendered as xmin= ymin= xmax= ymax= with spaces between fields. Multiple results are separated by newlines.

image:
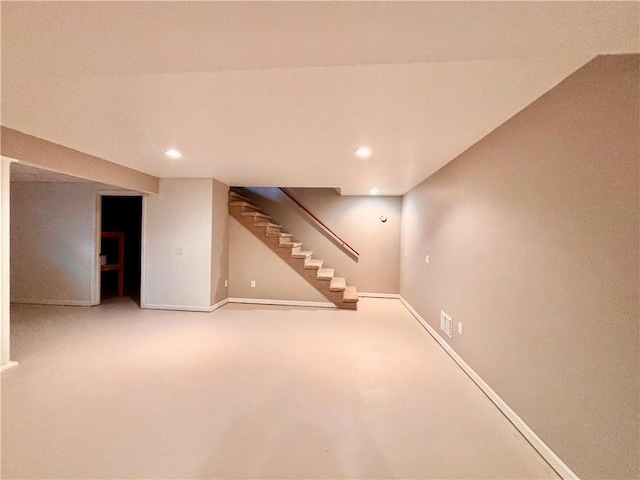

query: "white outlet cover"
xmin=224 ymin=279 xmax=228 ymax=288
xmin=458 ymin=322 xmax=463 ymax=335
xmin=250 ymin=280 xmax=256 ymax=288
xmin=425 ymin=255 xmax=430 ymax=264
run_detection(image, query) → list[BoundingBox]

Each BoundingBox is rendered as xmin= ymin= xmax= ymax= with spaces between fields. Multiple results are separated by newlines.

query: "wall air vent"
xmin=440 ymin=311 xmax=453 ymax=338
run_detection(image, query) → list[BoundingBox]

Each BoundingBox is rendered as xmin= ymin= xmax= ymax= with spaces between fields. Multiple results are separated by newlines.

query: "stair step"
xmin=241 ymin=211 xmax=271 ymax=220
xmin=278 ymin=242 xmax=303 ymax=248
xmin=254 ymin=222 xmax=282 ymax=228
xmin=229 ymin=191 xmax=250 ymax=202
xmin=266 ymin=232 xmax=292 ymax=238
xmin=342 ymin=286 xmax=359 ymax=303
xmin=292 ymin=250 xmax=313 ymax=259
xmin=329 ymin=277 xmax=346 ymax=291
xmin=229 ymin=201 xmax=261 ymax=210
xmin=316 ymin=268 xmax=334 ymax=280
xmin=304 ymin=258 xmax=324 ymax=270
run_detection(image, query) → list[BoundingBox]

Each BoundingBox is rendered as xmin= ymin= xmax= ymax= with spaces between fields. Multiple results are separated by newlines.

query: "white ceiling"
xmin=2 ymin=2 xmax=638 ymax=195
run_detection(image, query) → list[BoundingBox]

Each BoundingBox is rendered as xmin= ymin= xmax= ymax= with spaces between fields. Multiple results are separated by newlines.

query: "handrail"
xmin=278 ymin=187 xmax=360 ymax=257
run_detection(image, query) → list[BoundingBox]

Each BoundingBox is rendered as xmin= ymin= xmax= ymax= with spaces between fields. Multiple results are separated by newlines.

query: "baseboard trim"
xmin=227 ymin=297 xmax=336 ymax=309
xmin=0 ymin=361 xmax=18 ymax=372
xmin=141 ymin=303 xmax=216 ymax=313
xmin=11 ymin=298 xmax=93 ymax=307
xmin=210 ymin=298 xmax=229 ymax=312
xmin=358 ymin=292 xmax=400 ymax=299
xmin=398 ymin=296 xmax=579 ymax=480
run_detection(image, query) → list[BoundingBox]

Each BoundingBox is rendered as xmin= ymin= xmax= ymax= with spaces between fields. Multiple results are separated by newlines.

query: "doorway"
xmin=100 ymin=196 xmax=143 ymax=303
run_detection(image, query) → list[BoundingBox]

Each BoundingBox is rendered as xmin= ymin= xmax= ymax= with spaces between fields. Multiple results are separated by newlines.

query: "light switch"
xmin=425 ymin=255 xmax=430 ymax=264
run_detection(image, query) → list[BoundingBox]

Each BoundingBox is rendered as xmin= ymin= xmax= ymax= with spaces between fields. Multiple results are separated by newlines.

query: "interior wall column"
xmin=0 ymin=156 xmax=18 ymax=371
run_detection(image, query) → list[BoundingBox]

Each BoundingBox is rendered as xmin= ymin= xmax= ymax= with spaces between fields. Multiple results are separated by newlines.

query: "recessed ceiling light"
xmin=165 ymin=148 xmax=182 ymax=159
xmin=355 ymin=146 xmax=372 ymax=159
xmin=370 ymin=187 xmax=379 ymax=195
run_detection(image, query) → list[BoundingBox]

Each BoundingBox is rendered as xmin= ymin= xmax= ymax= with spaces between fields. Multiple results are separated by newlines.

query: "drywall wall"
xmin=228 ymin=216 xmax=327 ymax=302
xmin=211 ymin=179 xmax=229 ymax=305
xmin=143 ymin=179 xmax=214 ymax=310
xmin=400 ymin=55 xmax=639 ymax=479
xmin=229 ymin=188 xmax=401 ymax=299
xmin=1 ymin=127 xmax=159 ymax=194
xmin=10 ymin=181 xmax=101 ymax=305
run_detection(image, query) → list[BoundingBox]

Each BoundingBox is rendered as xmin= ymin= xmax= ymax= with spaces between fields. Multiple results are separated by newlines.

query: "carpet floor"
xmin=2 ymin=297 xmax=558 ymax=479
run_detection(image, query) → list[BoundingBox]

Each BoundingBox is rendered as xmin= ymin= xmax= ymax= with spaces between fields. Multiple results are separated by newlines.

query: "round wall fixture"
xmin=379 ymin=215 xmax=388 ymax=223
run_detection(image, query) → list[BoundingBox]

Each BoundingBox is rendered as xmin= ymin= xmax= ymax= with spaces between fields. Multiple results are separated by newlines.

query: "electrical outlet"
xmin=224 ymin=279 xmax=228 ymax=288
xmin=458 ymin=322 xmax=463 ymax=335
xmin=425 ymin=255 xmax=430 ymax=264
xmin=250 ymin=280 xmax=256 ymax=288
xmin=404 ymin=249 xmax=408 ymax=257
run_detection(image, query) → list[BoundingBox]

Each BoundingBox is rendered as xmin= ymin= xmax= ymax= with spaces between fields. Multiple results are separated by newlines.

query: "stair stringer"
xmin=229 ymin=201 xmax=357 ymax=310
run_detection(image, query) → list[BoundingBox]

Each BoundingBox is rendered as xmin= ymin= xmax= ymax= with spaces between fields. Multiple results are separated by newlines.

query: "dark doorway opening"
xmin=101 ymin=196 xmax=142 ymax=303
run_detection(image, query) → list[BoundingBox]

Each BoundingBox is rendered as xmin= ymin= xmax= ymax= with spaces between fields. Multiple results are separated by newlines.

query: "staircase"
xmin=229 ymin=190 xmax=359 ymax=310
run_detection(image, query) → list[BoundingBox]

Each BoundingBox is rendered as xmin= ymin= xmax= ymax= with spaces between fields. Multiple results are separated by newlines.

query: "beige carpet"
xmin=2 ymin=298 xmax=558 ymax=479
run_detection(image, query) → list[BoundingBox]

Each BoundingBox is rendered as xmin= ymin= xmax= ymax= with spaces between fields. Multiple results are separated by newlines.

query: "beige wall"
xmin=211 ymin=179 xmax=230 ymax=304
xmin=1 ymin=127 xmax=159 ymax=194
xmin=228 ymin=216 xmax=327 ymax=302
xmin=143 ymin=179 xmax=214 ymax=309
xmin=229 ymin=187 xmax=401 ymax=300
xmin=10 ymin=182 xmax=102 ymax=305
xmin=400 ymin=55 xmax=639 ymax=479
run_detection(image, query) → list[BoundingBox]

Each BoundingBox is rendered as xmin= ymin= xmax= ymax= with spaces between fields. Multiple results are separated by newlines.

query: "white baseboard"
xmin=141 ymin=303 xmax=218 ymax=313
xmin=210 ymin=298 xmax=229 ymax=312
xmin=0 ymin=361 xmax=18 ymax=372
xmin=358 ymin=292 xmax=400 ymax=299
xmin=141 ymin=298 xmax=228 ymax=313
xmin=227 ymin=297 xmax=336 ymax=309
xmin=11 ymin=298 xmax=93 ymax=307
xmin=398 ymin=296 xmax=578 ymax=480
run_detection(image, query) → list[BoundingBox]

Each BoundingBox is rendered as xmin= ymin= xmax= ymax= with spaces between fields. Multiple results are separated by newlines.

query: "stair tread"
xmin=266 ymin=232 xmax=292 ymax=238
xmin=254 ymin=221 xmax=282 ymax=228
xmin=304 ymin=259 xmax=324 ymax=270
xmin=241 ymin=211 xmax=270 ymax=219
xmin=329 ymin=277 xmax=346 ymax=291
xmin=342 ymin=286 xmax=359 ymax=302
xmin=317 ymin=268 xmax=334 ymax=280
xmin=229 ymin=201 xmax=260 ymax=210
xmin=229 ymin=191 xmax=251 ymax=202
xmin=292 ymin=250 xmax=313 ymax=258
xmin=278 ymin=242 xmax=303 ymax=248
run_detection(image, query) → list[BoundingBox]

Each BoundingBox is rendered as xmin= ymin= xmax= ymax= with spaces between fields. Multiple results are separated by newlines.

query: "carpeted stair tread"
xmin=304 ymin=259 xmax=324 ymax=270
xmin=229 ymin=191 xmax=251 ymax=202
xmin=229 ymin=201 xmax=261 ymax=210
xmin=292 ymin=250 xmax=313 ymax=259
xmin=278 ymin=242 xmax=303 ymax=248
xmin=241 ymin=212 xmax=271 ymax=219
xmin=329 ymin=277 xmax=346 ymax=291
xmin=254 ymin=221 xmax=282 ymax=228
xmin=342 ymin=286 xmax=359 ymax=302
xmin=317 ymin=268 xmax=334 ymax=280
xmin=266 ymin=232 xmax=292 ymax=238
